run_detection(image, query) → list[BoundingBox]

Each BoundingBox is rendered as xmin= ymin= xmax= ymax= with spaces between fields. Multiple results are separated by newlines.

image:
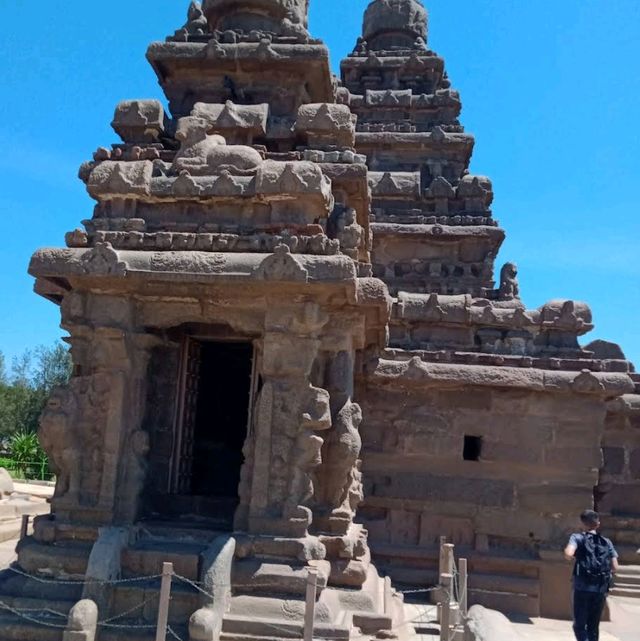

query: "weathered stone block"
xmin=370 ymin=474 xmax=516 ymax=508
xmin=518 ymin=485 xmax=591 ymax=514
xmin=482 ymin=440 xmax=544 ymax=465
xmin=602 ymin=447 xmax=626 ymax=475
xmin=419 ymin=515 xmax=474 ymax=547
xmin=545 ymin=446 xmax=603 ymax=471
xmin=388 ymin=510 xmax=420 ymax=546
xmin=630 ymin=448 xmax=640 ymax=479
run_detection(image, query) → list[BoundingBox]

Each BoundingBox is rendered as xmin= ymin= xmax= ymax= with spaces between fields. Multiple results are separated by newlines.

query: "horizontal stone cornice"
xmin=369 ymin=356 xmax=634 ymax=397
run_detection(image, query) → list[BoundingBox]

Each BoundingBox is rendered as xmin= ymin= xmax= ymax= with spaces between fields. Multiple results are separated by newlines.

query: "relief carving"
xmin=39 ymin=374 xmax=113 ymax=506
xmin=321 ymin=401 xmax=363 ymax=518
xmin=254 ymin=244 xmax=309 ymax=282
xmin=39 ymin=387 xmax=80 ymax=503
xmin=284 ymin=385 xmax=331 ymax=520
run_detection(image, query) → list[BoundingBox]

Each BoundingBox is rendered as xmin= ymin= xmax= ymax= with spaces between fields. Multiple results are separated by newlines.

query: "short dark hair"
xmin=580 ymin=510 xmax=600 ymax=527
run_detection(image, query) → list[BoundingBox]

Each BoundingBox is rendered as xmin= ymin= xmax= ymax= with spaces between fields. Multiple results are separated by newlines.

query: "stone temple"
xmin=2 ymin=0 xmax=638 ymax=637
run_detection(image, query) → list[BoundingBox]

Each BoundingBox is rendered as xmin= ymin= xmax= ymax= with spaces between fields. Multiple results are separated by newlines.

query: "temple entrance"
xmin=191 ymin=341 xmax=253 ymax=497
xmin=169 ymin=338 xmax=254 ymax=528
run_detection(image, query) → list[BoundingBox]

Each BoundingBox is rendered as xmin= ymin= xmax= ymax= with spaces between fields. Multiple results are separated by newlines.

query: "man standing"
xmin=564 ymin=510 xmax=619 ymax=641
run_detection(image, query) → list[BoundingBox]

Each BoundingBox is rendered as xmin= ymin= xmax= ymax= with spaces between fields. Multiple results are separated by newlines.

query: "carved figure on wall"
xmin=173 ymin=2 xmax=209 ymax=40
xmin=39 ymin=387 xmax=81 ymax=502
xmin=321 ymin=401 xmax=363 ymax=518
xmin=353 ymin=37 xmax=368 ymax=55
xmin=283 ymin=385 xmax=331 ymax=520
xmin=499 ymin=262 xmax=520 ymax=301
xmin=173 ymin=117 xmax=263 ymax=176
xmin=332 ymin=207 xmax=363 ymax=259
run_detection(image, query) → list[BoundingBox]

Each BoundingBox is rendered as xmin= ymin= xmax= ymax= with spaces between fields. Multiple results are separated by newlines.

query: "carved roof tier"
xmin=147 ymin=40 xmax=333 ymax=118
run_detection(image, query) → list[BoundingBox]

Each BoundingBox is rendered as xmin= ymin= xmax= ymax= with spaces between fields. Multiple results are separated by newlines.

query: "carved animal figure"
xmin=322 ymin=401 xmax=363 ymax=518
xmin=173 ymin=117 xmax=263 ymax=175
xmin=499 ymin=262 xmax=520 ymax=300
xmin=39 ymin=387 xmax=80 ymax=502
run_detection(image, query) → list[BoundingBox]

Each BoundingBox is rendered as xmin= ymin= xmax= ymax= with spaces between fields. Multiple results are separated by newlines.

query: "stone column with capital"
xmin=241 ymin=301 xmax=333 ymax=538
xmin=37 ymin=293 xmax=157 ymax=528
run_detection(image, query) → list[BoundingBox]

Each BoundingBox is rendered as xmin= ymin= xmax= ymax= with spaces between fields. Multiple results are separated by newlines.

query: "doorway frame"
xmin=169 ymin=329 xmax=260 ymax=498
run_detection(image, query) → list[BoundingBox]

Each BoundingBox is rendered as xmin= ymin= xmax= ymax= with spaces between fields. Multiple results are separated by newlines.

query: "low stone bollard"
xmin=189 ymin=535 xmax=236 ymax=641
xmin=465 ymin=605 xmax=524 ymax=641
xmin=63 ymin=599 xmax=98 ymax=641
xmin=0 ymin=468 xmax=14 ymax=498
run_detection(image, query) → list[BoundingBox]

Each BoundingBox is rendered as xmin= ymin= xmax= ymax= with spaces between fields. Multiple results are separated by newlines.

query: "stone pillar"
xmin=39 ymin=293 xmax=158 ymax=526
xmin=244 ymin=302 xmax=331 ymax=538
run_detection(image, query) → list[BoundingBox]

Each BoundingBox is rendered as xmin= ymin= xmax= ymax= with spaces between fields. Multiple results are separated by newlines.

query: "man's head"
xmin=580 ymin=509 xmax=601 ymax=531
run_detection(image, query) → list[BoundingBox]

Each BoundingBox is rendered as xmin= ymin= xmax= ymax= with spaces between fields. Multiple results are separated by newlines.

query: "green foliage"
xmin=0 ymin=342 xmax=71 ymax=437
xmin=8 ymin=431 xmax=50 ymax=480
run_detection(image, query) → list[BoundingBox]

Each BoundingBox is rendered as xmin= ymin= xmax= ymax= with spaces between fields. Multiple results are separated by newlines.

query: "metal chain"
xmin=8 ymin=566 xmax=162 ymax=586
xmin=0 ymin=600 xmax=69 ymax=630
xmin=98 ymin=595 xmax=159 ymax=626
xmin=167 ymin=624 xmax=185 ymax=641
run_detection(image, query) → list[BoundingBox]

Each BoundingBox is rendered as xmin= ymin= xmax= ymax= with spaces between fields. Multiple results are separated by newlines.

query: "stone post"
xmin=63 ymin=600 xmax=98 ymax=641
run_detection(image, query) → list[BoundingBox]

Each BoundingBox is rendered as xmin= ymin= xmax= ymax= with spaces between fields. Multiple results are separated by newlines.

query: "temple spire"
xmin=363 ymin=0 xmax=428 ymax=51
xmin=202 ymin=0 xmax=310 ymax=37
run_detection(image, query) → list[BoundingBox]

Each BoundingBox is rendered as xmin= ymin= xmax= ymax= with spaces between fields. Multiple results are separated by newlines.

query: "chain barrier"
xmin=3 ymin=562 xmax=458 ymax=638
xmin=98 ymin=595 xmax=159 ymax=627
xmin=167 ymin=624 xmax=186 ymax=641
xmin=0 ymin=600 xmax=69 ymax=630
xmin=7 ymin=565 xmax=162 ymax=586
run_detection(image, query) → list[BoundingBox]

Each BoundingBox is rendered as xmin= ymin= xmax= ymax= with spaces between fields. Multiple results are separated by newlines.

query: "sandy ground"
xmin=512 ymin=616 xmax=623 ymax=641
xmin=0 ymin=538 xmax=17 ymax=568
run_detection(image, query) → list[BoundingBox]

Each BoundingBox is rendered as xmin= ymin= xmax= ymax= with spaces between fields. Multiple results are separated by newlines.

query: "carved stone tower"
xmin=3 ymin=0 xmax=636 ymax=637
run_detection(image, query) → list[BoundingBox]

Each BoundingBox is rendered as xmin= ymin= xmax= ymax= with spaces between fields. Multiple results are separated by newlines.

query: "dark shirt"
xmin=568 ymin=531 xmax=618 ymax=594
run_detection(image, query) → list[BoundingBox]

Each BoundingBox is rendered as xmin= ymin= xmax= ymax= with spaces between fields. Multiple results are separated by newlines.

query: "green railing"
xmin=0 ymin=456 xmax=55 ymax=482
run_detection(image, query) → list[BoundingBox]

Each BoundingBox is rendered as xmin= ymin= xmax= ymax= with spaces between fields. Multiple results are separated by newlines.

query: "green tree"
xmin=0 ymin=351 xmax=6 ymax=384
xmin=0 ymin=342 xmax=72 ymax=437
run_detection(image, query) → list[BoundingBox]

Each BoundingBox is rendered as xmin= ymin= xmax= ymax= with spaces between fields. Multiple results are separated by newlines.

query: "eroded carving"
xmin=254 ymin=244 xmax=309 ymax=282
xmin=173 ymin=117 xmax=263 ymax=175
xmin=284 ymin=385 xmax=332 ymax=520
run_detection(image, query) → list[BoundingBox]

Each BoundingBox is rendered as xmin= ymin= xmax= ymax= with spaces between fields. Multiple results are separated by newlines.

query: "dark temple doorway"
xmin=167 ymin=339 xmax=254 ymax=529
xmin=191 ymin=341 xmax=253 ymax=498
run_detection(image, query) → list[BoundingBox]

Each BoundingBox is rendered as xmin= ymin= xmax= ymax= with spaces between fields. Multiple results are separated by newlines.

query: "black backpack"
xmin=574 ymin=533 xmax=613 ymax=586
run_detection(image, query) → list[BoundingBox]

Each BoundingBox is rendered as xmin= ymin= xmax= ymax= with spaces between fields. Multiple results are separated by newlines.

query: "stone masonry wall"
xmin=357 ymin=382 xmax=606 ymax=560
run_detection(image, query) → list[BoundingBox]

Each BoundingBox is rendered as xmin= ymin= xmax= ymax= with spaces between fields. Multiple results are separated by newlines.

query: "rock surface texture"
xmin=3 ymin=0 xmax=637 ymax=638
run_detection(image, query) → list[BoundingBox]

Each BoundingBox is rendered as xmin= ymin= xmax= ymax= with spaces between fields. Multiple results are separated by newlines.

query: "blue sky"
xmin=0 ymin=0 xmax=638 ymax=366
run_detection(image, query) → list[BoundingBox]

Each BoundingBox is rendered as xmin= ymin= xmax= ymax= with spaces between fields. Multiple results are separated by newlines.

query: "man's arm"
xmin=564 ymin=543 xmax=577 ymax=561
xmin=612 ymin=557 xmax=619 ymax=573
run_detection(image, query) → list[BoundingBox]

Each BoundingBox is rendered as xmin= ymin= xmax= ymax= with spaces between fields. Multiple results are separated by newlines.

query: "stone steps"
xmin=111 ymin=579 xmax=200 ymax=625
xmin=0 ymin=613 xmax=64 ymax=641
xmin=611 ymin=565 xmax=640 ymax=600
xmin=614 ymin=545 xmax=640 ymax=565
xmin=384 ymin=562 xmax=540 ymax=617
xmin=0 ymin=566 xmax=81 ymax=641
xmin=231 ymin=559 xmax=330 ymax=597
xmin=609 ymin=584 xmax=640 ymax=599
xmin=223 ymin=614 xmax=350 ymax=640
xmin=99 ymin=623 xmax=188 ymax=641
xmin=16 ymin=537 xmax=93 ymax=579
xmin=121 ymin=539 xmax=207 ymax=582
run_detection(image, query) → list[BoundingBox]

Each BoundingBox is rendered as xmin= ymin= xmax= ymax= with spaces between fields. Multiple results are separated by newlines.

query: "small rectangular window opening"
xmin=463 ymin=435 xmax=483 ymax=461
